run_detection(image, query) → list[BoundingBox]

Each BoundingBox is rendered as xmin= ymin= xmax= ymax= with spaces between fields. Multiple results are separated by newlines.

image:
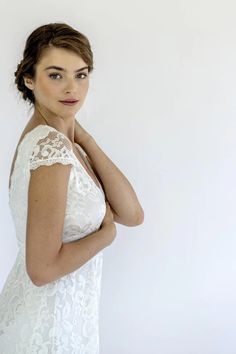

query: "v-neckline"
xmin=8 ymin=124 xmax=103 ymax=195
xmin=72 ymin=143 xmax=102 ymax=191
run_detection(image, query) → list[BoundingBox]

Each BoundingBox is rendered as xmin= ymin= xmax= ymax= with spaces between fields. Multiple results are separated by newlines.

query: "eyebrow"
xmin=44 ymin=65 xmax=89 ymax=72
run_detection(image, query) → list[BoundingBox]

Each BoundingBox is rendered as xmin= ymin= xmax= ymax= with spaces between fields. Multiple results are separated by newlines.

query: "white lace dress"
xmin=0 ymin=124 xmax=106 ymax=354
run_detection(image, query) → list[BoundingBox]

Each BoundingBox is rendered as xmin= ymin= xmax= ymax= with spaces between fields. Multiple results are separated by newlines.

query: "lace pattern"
xmin=29 ymin=130 xmax=75 ymax=171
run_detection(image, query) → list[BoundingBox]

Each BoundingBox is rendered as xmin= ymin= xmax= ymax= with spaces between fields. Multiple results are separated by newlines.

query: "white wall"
xmin=1 ymin=1 xmax=236 ymax=353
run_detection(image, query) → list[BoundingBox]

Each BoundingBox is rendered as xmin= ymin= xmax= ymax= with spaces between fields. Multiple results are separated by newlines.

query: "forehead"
xmin=37 ymin=47 xmax=87 ymax=67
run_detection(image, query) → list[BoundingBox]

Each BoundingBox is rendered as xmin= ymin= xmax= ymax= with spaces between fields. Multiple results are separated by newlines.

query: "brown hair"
xmin=14 ymin=22 xmax=94 ymax=105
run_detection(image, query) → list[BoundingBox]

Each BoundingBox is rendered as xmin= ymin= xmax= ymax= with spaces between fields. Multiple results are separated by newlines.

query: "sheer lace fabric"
xmin=0 ymin=125 xmax=106 ymax=353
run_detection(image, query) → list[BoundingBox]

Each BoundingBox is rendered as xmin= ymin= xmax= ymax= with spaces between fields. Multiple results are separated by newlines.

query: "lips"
xmin=60 ymin=99 xmax=79 ymax=103
xmin=59 ymin=100 xmax=79 ymax=106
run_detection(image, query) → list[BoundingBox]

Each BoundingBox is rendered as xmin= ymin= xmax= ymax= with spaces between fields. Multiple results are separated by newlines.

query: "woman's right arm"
xmin=26 ymin=162 xmax=116 ymax=287
xmin=43 ymin=222 xmax=116 ymax=286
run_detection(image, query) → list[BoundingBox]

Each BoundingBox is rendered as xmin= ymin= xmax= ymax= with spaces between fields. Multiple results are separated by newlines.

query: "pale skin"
xmin=9 ymin=47 xmax=144 ymax=285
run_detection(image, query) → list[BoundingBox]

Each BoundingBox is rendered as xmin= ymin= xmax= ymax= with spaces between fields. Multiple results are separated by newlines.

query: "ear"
xmin=23 ymin=75 xmax=34 ymax=90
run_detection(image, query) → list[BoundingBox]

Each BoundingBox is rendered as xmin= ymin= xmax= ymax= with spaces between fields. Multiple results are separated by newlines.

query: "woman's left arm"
xmin=74 ymin=121 xmax=144 ymax=227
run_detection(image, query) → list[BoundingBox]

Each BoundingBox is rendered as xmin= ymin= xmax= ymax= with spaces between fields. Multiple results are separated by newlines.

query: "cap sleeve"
xmin=29 ymin=130 xmax=75 ymax=171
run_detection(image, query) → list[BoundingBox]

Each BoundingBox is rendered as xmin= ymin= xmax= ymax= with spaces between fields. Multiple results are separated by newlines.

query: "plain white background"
xmin=1 ymin=1 xmax=236 ymax=353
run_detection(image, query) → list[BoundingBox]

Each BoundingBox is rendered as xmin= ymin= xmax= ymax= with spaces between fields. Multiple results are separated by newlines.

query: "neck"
xmin=31 ymin=104 xmax=76 ymax=143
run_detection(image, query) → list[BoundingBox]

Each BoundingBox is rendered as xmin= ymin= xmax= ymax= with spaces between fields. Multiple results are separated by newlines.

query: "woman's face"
xmin=24 ymin=47 xmax=90 ymax=119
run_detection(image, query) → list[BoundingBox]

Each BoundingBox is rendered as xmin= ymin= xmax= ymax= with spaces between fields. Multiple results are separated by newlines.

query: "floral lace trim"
xmin=29 ymin=130 xmax=75 ymax=171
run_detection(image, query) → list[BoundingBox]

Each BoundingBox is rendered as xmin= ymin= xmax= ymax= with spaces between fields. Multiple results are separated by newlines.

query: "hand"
xmin=101 ymin=201 xmax=117 ymax=244
xmin=101 ymin=201 xmax=115 ymax=227
xmin=74 ymin=119 xmax=92 ymax=146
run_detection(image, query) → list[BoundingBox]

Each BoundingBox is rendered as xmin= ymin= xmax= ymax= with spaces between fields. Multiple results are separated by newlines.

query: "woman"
xmin=0 ymin=22 xmax=144 ymax=353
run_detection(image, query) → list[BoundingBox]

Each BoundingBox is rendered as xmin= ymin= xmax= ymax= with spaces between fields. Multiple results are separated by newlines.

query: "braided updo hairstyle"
xmin=14 ymin=22 xmax=94 ymax=105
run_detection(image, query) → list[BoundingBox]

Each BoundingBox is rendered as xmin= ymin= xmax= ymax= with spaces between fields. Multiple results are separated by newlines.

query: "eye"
xmin=48 ymin=73 xmax=61 ymax=80
xmin=77 ymin=73 xmax=88 ymax=79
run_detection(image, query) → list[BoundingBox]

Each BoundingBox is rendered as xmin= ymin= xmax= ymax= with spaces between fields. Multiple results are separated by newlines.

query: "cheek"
xmin=38 ymin=78 xmax=59 ymax=96
xmin=80 ymin=81 xmax=89 ymax=94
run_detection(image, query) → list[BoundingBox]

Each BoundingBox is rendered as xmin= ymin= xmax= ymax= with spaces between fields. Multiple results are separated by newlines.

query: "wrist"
xmin=103 ymin=223 xmax=116 ymax=245
xmin=104 ymin=221 xmax=116 ymax=235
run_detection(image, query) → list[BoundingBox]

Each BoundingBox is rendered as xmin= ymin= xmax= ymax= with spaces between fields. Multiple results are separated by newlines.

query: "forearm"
xmin=79 ymin=136 xmax=144 ymax=226
xmin=35 ymin=224 xmax=115 ymax=286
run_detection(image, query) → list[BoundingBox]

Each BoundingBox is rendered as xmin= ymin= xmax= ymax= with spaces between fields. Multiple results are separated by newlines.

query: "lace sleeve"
xmin=29 ymin=130 xmax=75 ymax=171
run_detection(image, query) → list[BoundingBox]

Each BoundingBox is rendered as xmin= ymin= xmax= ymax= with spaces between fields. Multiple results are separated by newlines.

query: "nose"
xmin=64 ymin=78 xmax=77 ymax=93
